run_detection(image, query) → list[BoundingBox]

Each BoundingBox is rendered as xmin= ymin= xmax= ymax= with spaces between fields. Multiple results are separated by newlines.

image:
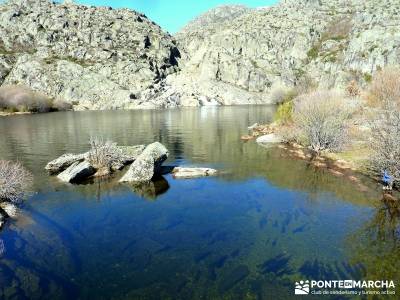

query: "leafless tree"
xmin=0 ymin=160 xmax=33 ymax=203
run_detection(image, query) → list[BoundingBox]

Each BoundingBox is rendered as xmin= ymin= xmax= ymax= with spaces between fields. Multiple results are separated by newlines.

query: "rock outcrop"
xmin=119 ymin=142 xmax=169 ymax=182
xmin=1 ymin=0 xmax=399 ymax=109
xmin=0 ymin=0 xmax=180 ymax=110
xmin=156 ymin=0 xmax=400 ymax=106
xmin=47 ymin=143 xmax=147 ymax=182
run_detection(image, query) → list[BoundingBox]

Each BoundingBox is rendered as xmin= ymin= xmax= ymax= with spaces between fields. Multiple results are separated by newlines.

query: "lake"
xmin=0 ymin=107 xmax=398 ymax=299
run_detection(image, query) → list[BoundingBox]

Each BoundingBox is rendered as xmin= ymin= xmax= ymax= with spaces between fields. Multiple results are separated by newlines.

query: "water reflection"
xmin=127 ymin=176 xmax=170 ymax=200
xmin=0 ymin=107 xmax=397 ymax=299
xmin=349 ymin=198 xmax=400 ymax=294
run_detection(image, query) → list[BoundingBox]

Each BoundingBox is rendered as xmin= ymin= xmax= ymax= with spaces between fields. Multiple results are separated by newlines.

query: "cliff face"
xmin=0 ymin=0 xmax=180 ymax=110
xmin=0 ymin=0 xmax=399 ymax=110
xmin=161 ymin=0 xmax=400 ymax=106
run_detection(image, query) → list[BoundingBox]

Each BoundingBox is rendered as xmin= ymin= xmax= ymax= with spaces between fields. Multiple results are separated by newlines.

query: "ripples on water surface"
xmin=0 ymin=107 xmax=398 ymax=299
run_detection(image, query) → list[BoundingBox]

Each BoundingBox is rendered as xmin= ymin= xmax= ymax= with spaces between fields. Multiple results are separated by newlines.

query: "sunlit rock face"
xmin=161 ymin=0 xmax=400 ymax=105
xmin=0 ymin=0 xmax=180 ymax=110
xmin=1 ymin=0 xmax=399 ymax=109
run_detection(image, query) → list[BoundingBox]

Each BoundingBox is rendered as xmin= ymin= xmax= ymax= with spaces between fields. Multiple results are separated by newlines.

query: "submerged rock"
xmin=119 ymin=142 xmax=169 ymax=182
xmin=172 ymin=167 xmax=218 ymax=179
xmin=57 ymin=161 xmax=95 ymax=183
xmin=45 ymin=153 xmax=86 ymax=174
xmin=256 ymin=134 xmax=283 ymax=144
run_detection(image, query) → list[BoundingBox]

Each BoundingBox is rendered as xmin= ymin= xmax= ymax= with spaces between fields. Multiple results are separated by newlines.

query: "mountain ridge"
xmin=0 ymin=0 xmax=399 ymax=109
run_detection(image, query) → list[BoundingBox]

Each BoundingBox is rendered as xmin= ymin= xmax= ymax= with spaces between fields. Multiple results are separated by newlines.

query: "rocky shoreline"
xmin=0 ymin=111 xmax=32 ymax=117
xmin=245 ymin=123 xmax=399 ymax=198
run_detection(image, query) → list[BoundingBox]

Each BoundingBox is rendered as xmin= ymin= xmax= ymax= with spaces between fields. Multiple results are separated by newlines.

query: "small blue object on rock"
xmin=382 ymin=170 xmax=393 ymax=190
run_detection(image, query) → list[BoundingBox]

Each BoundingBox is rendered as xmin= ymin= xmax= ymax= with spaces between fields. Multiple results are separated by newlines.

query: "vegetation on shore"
xmin=0 ymin=85 xmax=72 ymax=114
xmin=253 ymin=67 xmax=400 ymax=190
xmin=0 ymin=160 xmax=32 ymax=204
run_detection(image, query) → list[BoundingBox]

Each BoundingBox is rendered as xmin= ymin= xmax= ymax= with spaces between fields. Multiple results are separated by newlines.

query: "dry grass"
xmin=322 ymin=17 xmax=352 ymax=41
xmin=0 ymin=85 xmax=52 ymax=113
xmin=0 ymin=161 xmax=33 ymax=203
xmin=367 ymin=66 xmax=400 ymax=109
xmin=0 ymin=85 xmax=71 ymax=113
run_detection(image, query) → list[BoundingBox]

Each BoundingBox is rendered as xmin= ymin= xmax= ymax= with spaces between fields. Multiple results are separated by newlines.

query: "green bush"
xmin=274 ymin=101 xmax=294 ymax=125
xmin=307 ymin=46 xmax=319 ymax=60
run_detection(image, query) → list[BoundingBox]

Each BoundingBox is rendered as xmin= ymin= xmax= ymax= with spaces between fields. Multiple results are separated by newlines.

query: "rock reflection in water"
xmin=128 ymin=176 xmax=170 ymax=200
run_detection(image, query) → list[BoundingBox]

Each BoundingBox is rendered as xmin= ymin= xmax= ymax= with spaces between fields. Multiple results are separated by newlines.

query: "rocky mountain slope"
xmin=0 ymin=0 xmax=399 ymax=110
xmin=154 ymin=0 xmax=400 ymax=107
xmin=0 ymin=0 xmax=180 ymax=110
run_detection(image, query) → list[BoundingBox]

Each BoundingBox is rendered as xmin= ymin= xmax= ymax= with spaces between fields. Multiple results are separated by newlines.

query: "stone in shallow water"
xmin=256 ymin=133 xmax=283 ymax=144
xmin=57 ymin=161 xmax=95 ymax=183
xmin=172 ymin=167 xmax=218 ymax=179
xmin=45 ymin=153 xmax=86 ymax=174
xmin=119 ymin=142 xmax=168 ymax=182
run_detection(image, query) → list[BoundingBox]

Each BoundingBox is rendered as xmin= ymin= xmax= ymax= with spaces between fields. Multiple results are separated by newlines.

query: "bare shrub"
xmin=346 ymin=80 xmax=360 ymax=97
xmin=367 ymin=67 xmax=400 ymax=109
xmin=87 ymin=137 xmax=123 ymax=170
xmin=0 ymin=161 xmax=33 ymax=203
xmin=367 ymin=67 xmax=400 ymax=187
xmin=0 ymin=85 xmax=52 ymax=113
xmin=369 ymin=110 xmax=400 ymax=187
xmin=292 ymin=90 xmax=353 ymax=153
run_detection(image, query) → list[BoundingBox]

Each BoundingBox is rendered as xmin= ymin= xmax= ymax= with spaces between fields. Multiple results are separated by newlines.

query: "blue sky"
xmin=76 ymin=0 xmax=278 ymax=33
